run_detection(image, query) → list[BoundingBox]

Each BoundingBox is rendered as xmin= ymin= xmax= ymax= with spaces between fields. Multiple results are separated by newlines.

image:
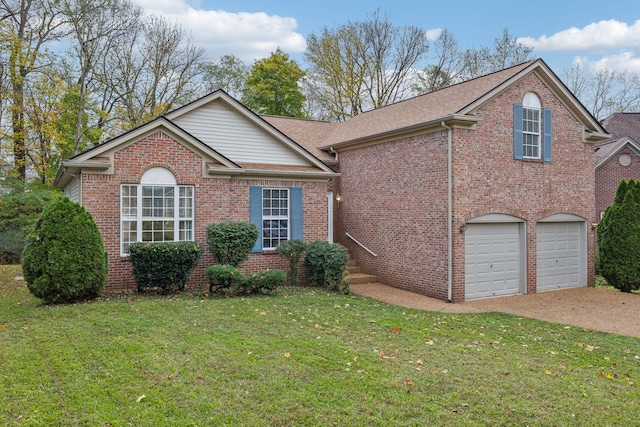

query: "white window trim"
xmin=262 ymin=188 xmax=290 ymax=250
xmin=120 ymin=168 xmax=194 ymax=255
xmin=522 ymin=92 xmax=542 ymax=160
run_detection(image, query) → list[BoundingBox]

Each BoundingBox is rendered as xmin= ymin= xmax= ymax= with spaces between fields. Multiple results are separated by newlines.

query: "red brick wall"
xmin=595 ymin=145 xmax=640 ymax=219
xmin=452 ymin=73 xmax=595 ymax=301
xmin=335 ymin=73 xmax=596 ymax=302
xmin=80 ymin=131 xmax=329 ymax=291
xmin=335 ymin=132 xmax=450 ymax=300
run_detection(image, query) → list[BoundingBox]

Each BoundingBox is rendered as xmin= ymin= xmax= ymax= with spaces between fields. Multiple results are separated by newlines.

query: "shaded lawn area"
xmin=1 ymin=264 xmax=640 ymax=426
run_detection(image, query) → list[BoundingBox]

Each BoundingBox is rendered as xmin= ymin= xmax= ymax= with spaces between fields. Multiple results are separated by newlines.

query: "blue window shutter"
xmin=290 ymin=187 xmax=303 ymax=240
xmin=513 ymin=104 xmax=524 ymax=160
xmin=543 ymin=108 xmax=552 ymax=162
xmin=249 ymin=186 xmax=262 ymax=252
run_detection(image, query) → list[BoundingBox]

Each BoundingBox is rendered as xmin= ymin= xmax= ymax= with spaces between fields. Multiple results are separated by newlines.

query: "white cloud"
xmin=425 ymin=28 xmax=442 ymax=41
xmin=132 ymin=0 xmax=306 ymax=62
xmin=518 ymin=19 xmax=640 ymax=52
xmin=573 ymin=52 xmax=640 ymax=74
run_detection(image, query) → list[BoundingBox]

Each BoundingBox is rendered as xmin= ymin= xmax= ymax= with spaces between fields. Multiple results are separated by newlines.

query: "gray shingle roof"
xmin=265 ymin=61 xmax=535 ymax=150
xmin=599 ymin=112 xmax=640 ymax=145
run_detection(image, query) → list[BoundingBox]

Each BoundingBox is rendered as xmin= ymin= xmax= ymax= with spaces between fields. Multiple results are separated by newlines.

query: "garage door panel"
xmin=465 ymin=223 xmax=521 ymax=300
xmin=536 ymin=222 xmax=584 ymax=291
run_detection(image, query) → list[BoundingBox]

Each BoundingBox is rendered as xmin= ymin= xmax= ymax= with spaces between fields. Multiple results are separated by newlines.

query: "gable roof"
xmin=55 ymin=90 xmax=338 ymax=188
xmin=54 ymin=117 xmax=241 ymax=187
xmin=595 ymin=136 xmax=640 ymax=168
xmin=165 ymin=90 xmax=335 ymax=172
xmin=271 ymin=59 xmax=609 ymax=152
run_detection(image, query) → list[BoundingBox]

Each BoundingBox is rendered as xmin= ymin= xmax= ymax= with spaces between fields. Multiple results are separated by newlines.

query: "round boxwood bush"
xmin=22 ymin=197 xmax=108 ymax=303
xmin=206 ymin=221 xmax=259 ymax=266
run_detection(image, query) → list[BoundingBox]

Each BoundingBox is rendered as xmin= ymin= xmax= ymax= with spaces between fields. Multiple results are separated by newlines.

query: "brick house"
xmin=54 ymin=91 xmax=339 ymax=291
xmin=595 ymin=113 xmax=640 ymax=219
xmin=55 ymin=59 xmax=608 ymax=301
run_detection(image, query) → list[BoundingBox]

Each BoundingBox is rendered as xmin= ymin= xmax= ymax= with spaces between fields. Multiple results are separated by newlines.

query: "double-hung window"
xmin=522 ymin=106 xmax=540 ymax=158
xmin=121 ymin=167 xmax=194 ymax=255
xmin=249 ymin=186 xmax=303 ymax=252
xmin=262 ymin=188 xmax=290 ymax=249
xmin=514 ymin=92 xmax=552 ymax=162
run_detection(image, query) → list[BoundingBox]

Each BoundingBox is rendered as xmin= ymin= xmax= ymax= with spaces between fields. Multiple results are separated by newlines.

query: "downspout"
xmin=441 ymin=121 xmax=453 ymax=303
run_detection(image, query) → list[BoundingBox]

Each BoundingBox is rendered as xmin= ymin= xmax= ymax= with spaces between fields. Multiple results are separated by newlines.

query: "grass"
xmin=2 ymin=265 xmax=640 ymax=426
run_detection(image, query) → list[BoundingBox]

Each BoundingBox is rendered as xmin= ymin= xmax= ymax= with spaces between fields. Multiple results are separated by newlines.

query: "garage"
xmin=536 ymin=215 xmax=586 ymax=291
xmin=465 ymin=216 xmax=525 ymax=300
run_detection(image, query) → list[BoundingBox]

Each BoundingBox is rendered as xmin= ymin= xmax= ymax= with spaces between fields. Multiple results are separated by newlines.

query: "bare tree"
xmin=414 ymin=29 xmax=465 ymax=93
xmin=60 ymin=0 xmax=141 ymax=153
xmin=304 ymin=9 xmax=428 ymax=120
xmin=562 ymin=64 xmax=640 ymax=120
xmin=461 ymin=28 xmax=533 ymax=80
xmin=94 ymin=14 xmax=205 ymax=132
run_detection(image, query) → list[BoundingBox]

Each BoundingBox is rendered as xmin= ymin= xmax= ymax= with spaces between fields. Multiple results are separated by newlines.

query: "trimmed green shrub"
xmin=206 ymin=264 xmax=285 ymax=295
xmin=303 ymin=241 xmax=349 ymax=293
xmin=206 ymin=264 xmax=243 ymax=293
xmin=597 ymin=180 xmax=640 ymax=292
xmin=206 ymin=221 xmax=259 ymax=266
xmin=129 ymin=241 xmax=202 ymax=292
xmin=244 ymin=269 xmax=286 ymax=294
xmin=22 ymin=197 xmax=108 ymax=304
xmin=276 ymin=239 xmax=308 ymax=286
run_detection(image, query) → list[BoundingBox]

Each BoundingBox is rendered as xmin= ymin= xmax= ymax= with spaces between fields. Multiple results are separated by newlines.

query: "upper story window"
xmin=522 ymin=93 xmax=541 ymax=158
xmin=514 ymin=93 xmax=552 ymax=162
xmin=121 ymin=167 xmax=194 ymax=255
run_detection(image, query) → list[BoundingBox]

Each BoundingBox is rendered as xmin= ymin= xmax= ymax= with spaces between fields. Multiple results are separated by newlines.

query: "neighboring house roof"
xmin=54 ymin=90 xmax=338 ymax=188
xmin=599 ymin=112 xmax=640 ymax=144
xmin=270 ymin=59 xmax=609 ymax=152
xmin=595 ymin=112 xmax=640 ymax=168
xmin=594 ymin=137 xmax=640 ymax=168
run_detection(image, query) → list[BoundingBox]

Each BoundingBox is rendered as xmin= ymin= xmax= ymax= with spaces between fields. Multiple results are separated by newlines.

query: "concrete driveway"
xmin=350 ymin=283 xmax=640 ymax=339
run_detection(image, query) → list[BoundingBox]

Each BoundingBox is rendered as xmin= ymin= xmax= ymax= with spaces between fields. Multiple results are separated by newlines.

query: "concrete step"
xmin=346 ymin=265 xmax=361 ymax=274
xmin=346 ymin=272 xmax=377 ymax=285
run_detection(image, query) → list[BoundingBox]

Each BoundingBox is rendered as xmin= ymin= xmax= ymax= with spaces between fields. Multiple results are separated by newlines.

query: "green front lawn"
xmin=1 ymin=264 xmax=639 ymax=426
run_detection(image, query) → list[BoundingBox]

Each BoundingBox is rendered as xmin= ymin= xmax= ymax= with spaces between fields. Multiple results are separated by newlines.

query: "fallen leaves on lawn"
xmin=136 ymin=395 xmax=146 ymax=403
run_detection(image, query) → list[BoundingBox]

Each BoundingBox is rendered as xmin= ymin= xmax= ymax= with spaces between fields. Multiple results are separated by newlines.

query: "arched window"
xmin=514 ymin=93 xmax=552 ymax=162
xmin=120 ymin=168 xmax=194 ymax=255
xmin=522 ymin=92 xmax=541 ymax=159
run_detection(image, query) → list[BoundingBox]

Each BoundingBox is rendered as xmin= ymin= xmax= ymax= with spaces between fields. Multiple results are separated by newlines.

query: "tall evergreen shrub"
xmin=597 ymin=179 xmax=640 ymax=292
xmin=22 ymin=197 xmax=108 ymax=303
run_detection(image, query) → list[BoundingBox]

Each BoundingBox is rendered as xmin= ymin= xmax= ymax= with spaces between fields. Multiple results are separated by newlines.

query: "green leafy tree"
xmin=242 ymin=48 xmax=307 ymax=117
xmin=22 ymin=197 xmax=108 ymax=303
xmin=0 ymin=177 xmax=58 ymax=263
xmin=200 ymin=54 xmax=249 ymax=98
xmin=597 ymin=179 xmax=640 ymax=292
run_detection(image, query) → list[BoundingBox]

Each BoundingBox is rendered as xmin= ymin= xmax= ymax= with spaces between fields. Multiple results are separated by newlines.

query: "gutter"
xmin=441 ymin=121 xmax=453 ymax=303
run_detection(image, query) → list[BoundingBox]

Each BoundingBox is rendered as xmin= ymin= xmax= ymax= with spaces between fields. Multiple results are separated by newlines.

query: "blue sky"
xmin=134 ymin=0 xmax=640 ymax=74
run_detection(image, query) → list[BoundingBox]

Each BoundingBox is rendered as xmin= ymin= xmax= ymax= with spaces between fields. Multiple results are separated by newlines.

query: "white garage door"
xmin=536 ymin=222 xmax=584 ymax=291
xmin=465 ymin=223 xmax=522 ymax=300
